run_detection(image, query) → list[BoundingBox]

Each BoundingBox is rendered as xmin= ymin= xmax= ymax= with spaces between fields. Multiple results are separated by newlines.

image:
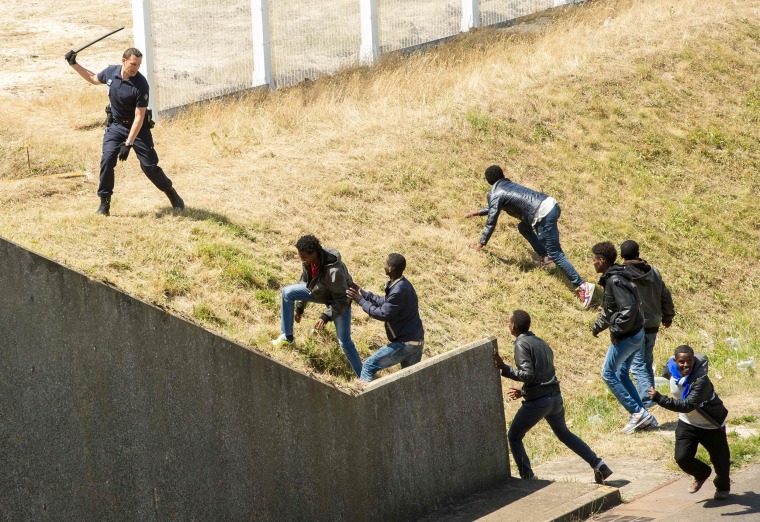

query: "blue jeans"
xmin=623 ymin=330 xmax=657 ymax=408
xmin=360 ymin=341 xmax=423 ymax=382
xmin=508 ymin=391 xmax=601 ymax=479
xmin=279 ymin=283 xmax=362 ymax=377
xmin=601 ymin=328 xmax=646 ymax=414
xmin=516 ymin=204 xmax=584 ymax=288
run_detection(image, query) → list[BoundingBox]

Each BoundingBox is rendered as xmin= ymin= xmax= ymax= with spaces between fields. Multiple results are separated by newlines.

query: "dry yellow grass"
xmin=2 ymin=0 xmax=759 ymax=469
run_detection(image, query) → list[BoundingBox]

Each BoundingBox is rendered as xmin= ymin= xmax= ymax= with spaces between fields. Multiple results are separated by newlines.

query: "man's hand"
xmin=294 ymin=312 xmax=302 ymax=323
xmin=463 ymin=211 xmax=478 ymax=219
xmin=469 ymin=242 xmax=484 ymax=250
xmin=662 ymin=321 xmax=672 ymax=329
xmin=117 ymin=143 xmax=132 ymax=161
xmin=65 ymin=50 xmax=77 ymax=65
xmin=592 ymin=328 xmax=599 ymax=338
xmin=314 ymin=318 xmax=326 ymax=331
xmin=346 ymin=283 xmax=362 ymax=302
xmin=493 ymin=352 xmax=506 ymax=371
xmin=611 ymin=338 xmax=618 ymax=346
xmin=647 ymin=386 xmax=656 ymax=400
xmin=508 ymin=387 xmax=523 ymax=400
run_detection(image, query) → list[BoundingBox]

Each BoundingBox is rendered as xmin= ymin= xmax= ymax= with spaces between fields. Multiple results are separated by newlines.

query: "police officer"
xmin=65 ymin=47 xmax=184 ymax=216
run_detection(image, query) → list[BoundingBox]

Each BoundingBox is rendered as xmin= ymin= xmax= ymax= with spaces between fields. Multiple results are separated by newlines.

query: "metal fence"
xmin=132 ymin=0 xmax=579 ymax=115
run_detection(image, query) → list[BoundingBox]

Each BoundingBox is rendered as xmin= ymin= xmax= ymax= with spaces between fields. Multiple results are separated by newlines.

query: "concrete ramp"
xmin=0 ymin=236 xmax=509 ymax=521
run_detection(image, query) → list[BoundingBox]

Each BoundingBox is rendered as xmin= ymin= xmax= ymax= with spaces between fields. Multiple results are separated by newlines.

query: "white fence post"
xmin=461 ymin=0 xmax=480 ymax=32
xmin=252 ymin=0 xmax=274 ymax=88
xmin=360 ymin=0 xmax=380 ymax=65
xmin=132 ymin=0 xmax=158 ymax=117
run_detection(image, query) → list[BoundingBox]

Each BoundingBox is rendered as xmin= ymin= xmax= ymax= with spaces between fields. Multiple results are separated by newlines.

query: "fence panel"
xmin=480 ymin=0 xmax=556 ymax=27
xmin=268 ymin=0 xmax=361 ymax=87
xmin=150 ymin=0 xmax=255 ymax=112
xmin=378 ymin=0 xmax=462 ymax=53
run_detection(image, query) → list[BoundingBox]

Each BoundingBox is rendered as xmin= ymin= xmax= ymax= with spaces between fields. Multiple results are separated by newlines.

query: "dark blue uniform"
xmin=96 ymin=65 xmax=172 ymax=197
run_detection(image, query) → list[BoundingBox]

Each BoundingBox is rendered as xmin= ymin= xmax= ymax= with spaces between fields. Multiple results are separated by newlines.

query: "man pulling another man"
xmin=348 ymin=253 xmax=425 ymax=382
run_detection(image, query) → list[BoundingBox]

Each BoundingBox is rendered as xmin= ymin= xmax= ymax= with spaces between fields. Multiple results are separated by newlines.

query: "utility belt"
xmin=105 ymin=105 xmax=155 ymax=129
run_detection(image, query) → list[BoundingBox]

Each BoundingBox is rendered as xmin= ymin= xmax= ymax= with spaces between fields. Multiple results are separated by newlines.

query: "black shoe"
xmin=164 ymin=187 xmax=185 ymax=210
xmin=594 ymin=463 xmax=613 ymax=484
xmin=96 ymin=196 xmax=110 ymax=216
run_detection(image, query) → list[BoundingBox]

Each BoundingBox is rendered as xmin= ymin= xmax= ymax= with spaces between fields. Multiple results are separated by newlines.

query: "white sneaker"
xmin=577 ymin=281 xmax=595 ymax=309
xmin=622 ymin=409 xmax=652 ymax=434
xmin=271 ymin=334 xmax=294 ymax=347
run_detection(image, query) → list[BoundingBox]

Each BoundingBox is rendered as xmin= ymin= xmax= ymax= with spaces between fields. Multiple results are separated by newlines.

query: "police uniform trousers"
xmin=98 ymin=121 xmax=173 ymax=197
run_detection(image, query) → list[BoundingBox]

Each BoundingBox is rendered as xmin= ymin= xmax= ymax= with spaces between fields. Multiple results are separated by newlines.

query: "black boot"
xmin=164 ymin=187 xmax=185 ymax=210
xmin=96 ymin=196 xmax=110 ymax=216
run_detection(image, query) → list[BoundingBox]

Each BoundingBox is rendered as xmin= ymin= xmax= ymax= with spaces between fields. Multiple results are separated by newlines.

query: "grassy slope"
xmin=1 ymin=0 xmax=759 ymax=468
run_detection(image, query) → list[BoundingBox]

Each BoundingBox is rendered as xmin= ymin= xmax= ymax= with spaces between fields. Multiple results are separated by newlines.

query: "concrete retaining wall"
xmin=0 ymin=236 xmax=509 ymax=521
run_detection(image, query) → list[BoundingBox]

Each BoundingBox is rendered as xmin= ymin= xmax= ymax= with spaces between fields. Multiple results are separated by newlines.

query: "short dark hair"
xmin=592 ymin=241 xmax=617 ymax=265
xmin=123 ymin=48 xmax=143 ymax=59
xmin=510 ymin=310 xmax=531 ymax=334
xmin=484 ymin=165 xmax=505 ymax=185
xmin=674 ymin=344 xmax=694 ymax=356
xmin=295 ymin=234 xmax=322 ymax=254
xmin=620 ymin=240 xmax=640 ymax=261
xmin=386 ymin=253 xmax=406 ymax=274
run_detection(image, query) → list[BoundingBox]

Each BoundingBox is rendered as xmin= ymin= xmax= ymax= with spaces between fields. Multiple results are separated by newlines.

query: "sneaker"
xmin=642 ymin=415 xmax=659 ymax=429
xmin=577 ymin=281 xmax=595 ymax=309
xmin=539 ymin=256 xmax=554 ymax=269
xmin=621 ymin=409 xmax=652 ymax=434
xmin=594 ymin=462 xmax=613 ymax=484
xmin=271 ymin=334 xmax=294 ymax=347
xmin=714 ymin=490 xmax=730 ymax=500
xmin=688 ymin=473 xmax=710 ymax=493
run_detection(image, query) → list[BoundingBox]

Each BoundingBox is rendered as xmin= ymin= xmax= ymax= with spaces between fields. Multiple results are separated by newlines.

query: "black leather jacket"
xmin=592 ymin=264 xmax=644 ymax=340
xmin=501 ymin=332 xmax=561 ymax=400
xmin=652 ymin=354 xmax=728 ymax=428
xmin=478 ymin=178 xmax=549 ymax=245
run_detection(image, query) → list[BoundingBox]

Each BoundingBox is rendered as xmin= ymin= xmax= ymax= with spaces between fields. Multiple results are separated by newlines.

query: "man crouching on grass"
xmin=648 ymin=345 xmax=730 ymax=500
xmin=346 ymin=253 xmax=424 ymax=383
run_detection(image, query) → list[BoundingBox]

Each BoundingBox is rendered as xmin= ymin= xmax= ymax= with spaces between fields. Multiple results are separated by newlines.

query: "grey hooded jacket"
xmin=623 ymin=259 xmax=675 ymax=331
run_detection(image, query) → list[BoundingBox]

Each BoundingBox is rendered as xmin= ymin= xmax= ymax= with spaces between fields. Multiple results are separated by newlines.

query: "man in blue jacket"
xmin=465 ymin=165 xmax=594 ymax=309
xmin=347 ymin=253 xmax=424 ymax=382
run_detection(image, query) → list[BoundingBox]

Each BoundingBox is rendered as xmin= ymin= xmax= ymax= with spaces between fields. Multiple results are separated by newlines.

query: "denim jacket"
xmin=477 ymin=178 xmax=548 ymax=245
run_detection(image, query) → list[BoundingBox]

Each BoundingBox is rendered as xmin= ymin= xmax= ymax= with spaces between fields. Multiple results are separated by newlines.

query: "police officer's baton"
xmin=74 ymin=27 xmax=125 ymax=54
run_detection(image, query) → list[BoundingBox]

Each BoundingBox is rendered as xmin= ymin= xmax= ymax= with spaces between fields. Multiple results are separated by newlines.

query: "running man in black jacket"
xmin=591 ymin=241 xmax=657 ymax=433
xmin=648 ymin=345 xmax=730 ymax=500
xmin=466 ymin=165 xmax=595 ymax=308
xmin=495 ymin=310 xmax=612 ymax=483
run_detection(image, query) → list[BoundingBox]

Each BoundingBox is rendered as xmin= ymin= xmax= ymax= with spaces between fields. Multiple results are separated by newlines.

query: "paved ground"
xmin=422 ymin=454 xmax=760 ymax=521
xmin=595 ymin=463 xmax=760 ymax=521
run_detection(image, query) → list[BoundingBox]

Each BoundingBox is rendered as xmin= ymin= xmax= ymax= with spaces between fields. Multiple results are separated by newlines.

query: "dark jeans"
xmin=675 ymin=420 xmax=731 ymax=492
xmin=508 ymin=391 xmax=600 ymax=479
xmin=98 ymin=122 xmax=173 ymax=197
xmin=516 ymin=204 xmax=584 ymax=287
